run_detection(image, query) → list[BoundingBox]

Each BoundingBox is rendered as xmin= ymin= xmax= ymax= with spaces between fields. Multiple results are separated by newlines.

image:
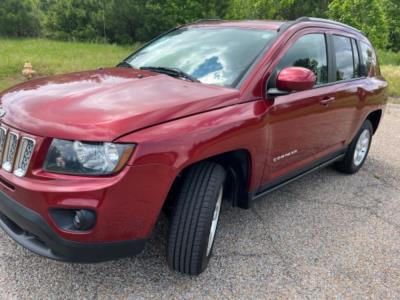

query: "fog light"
xmin=73 ymin=210 xmax=96 ymax=231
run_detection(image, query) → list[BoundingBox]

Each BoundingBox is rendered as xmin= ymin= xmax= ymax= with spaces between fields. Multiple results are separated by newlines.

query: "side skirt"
xmin=251 ymin=150 xmax=346 ymax=202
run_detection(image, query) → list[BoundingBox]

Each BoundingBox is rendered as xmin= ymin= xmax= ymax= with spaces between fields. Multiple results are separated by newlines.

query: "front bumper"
xmin=0 ymin=124 xmax=177 ymax=262
xmin=0 ymin=189 xmax=146 ymax=262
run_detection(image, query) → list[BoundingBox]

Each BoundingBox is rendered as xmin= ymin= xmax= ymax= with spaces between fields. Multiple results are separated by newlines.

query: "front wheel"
xmin=167 ymin=162 xmax=226 ymax=275
xmin=335 ymin=120 xmax=373 ymax=174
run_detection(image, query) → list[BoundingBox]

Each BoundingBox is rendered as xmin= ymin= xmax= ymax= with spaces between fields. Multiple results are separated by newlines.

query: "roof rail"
xmin=278 ymin=17 xmax=364 ymax=35
xmin=277 ymin=17 xmax=307 ymax=32
xmin=307 ymin=17 xmax=362 ymax=33
xmin=193 ymin=19 xmax=222 ymax=24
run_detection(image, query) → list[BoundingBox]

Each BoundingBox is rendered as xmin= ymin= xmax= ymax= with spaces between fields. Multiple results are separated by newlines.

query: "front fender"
xmin=116 ymin=100 xmax=270 ymax=191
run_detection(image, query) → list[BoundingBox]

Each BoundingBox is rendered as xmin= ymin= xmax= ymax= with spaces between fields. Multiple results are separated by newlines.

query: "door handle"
xmin=319 ymin=97 xmax=335 ymax=106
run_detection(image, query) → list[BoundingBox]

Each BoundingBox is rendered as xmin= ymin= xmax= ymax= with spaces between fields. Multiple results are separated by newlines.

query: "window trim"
xmin=355 ymin=39 xmax=365 ymax=76
xmin=326 ymin=34 xmax=336 ymax=82
xmin=351 ymin=38 xmax=360 ymax=78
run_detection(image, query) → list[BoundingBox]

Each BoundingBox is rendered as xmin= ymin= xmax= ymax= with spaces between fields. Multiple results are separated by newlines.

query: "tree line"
xmin=0 ymin=0 xmax=398 ymax=51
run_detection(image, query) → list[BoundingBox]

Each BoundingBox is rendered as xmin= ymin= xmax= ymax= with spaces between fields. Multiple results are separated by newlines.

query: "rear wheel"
xmin=167 ymin=161 xmax=226 ymax=275
xmin=335 ymin=120 xmax=373 ymax=174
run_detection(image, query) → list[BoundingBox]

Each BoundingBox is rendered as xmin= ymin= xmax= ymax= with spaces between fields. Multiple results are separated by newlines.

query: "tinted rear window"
xmin=360 ymin=42 xmax=377 ymax=77
xmin=332 ymin=35 xmax=355 ymax=81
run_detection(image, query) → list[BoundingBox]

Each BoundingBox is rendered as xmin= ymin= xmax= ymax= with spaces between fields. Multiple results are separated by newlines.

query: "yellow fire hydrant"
xmin=22 ymin=62 xmax=37 ymax=79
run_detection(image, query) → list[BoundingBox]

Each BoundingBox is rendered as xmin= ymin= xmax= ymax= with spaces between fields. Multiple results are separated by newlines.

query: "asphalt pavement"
xmin=1 ymin=104 xmax=399 ymax=299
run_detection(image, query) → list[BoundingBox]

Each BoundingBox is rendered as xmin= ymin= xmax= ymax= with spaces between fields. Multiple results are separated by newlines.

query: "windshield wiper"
xmin=140 ymin=66 xmax=200 ymax=83
xmin=117 ymin=61 xmax=133 ymax=68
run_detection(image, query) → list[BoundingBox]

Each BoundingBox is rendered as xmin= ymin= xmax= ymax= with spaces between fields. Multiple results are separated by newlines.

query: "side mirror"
xmin=268 ymin=67 xmax=316 ymax=97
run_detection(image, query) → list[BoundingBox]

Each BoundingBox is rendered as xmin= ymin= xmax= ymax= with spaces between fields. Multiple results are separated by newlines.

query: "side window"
xmin=360 ymin=42 xmax=377 ymax=77
xmin=276 ymin=34 xmax=328 ymax=85
xmin=351 ymin=39 xmax=361 ymax=78
xmin=332 ymin=35 xmax=354 ymax=81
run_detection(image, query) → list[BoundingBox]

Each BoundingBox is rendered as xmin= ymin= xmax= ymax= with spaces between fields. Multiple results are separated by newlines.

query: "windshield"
xmin=126 ymin=27 xmax=277 ymax=87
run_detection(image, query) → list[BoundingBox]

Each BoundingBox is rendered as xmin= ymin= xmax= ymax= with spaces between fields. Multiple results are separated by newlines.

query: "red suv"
xmin=0 ymin=18 xmax=388 ymax=275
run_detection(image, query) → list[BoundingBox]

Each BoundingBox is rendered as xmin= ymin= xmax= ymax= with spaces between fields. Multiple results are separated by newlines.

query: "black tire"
xmin=167 ymin=161 xmax=226 ymax=275
xmin=335 ymin=120 xmax=373 ymax=174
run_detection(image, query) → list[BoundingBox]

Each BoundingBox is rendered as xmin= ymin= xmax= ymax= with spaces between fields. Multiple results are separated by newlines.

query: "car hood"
xmin=0 ymin=68 xmax=240 ymax=141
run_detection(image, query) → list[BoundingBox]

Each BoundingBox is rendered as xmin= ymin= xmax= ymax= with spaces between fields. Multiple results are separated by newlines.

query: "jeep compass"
xmin=0 ymin=18 xmax=388 ymax=275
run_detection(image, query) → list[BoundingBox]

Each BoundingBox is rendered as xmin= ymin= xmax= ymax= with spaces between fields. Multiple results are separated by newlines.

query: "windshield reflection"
xmin=127 ymin=27 xmax=277 ymax=87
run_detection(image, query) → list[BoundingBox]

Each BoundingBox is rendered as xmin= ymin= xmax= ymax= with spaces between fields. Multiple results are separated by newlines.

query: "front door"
xmin=261 ymin=32 xmax=341 ymax=186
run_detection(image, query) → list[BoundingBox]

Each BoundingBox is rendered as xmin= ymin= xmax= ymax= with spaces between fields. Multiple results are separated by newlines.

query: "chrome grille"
xmin=0 ymin=128 xmax=36 ymax=177
xmin=14 ymin=137 xmax=35 ymax=177
xmin=0 ymin=127 xmax=7 ymax=159
xmin=2 ymin=132 xmax=19 ymax=172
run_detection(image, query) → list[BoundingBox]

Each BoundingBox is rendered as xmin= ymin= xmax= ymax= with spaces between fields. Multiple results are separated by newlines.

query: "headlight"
xmin=43 ymin=139 xmax=135 ymax=175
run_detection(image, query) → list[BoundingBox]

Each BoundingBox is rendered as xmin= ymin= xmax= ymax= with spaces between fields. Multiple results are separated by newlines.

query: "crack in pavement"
xmin=269 ymin=173 xmax=400 ymax=231
xmin=250 ymin=207 xmax=312 ymax=299
xmin=290 ymin=197 xmax=400 ymax=232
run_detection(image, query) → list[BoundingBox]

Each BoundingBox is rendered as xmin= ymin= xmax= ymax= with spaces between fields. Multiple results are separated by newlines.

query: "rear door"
xmin=326 ymin=34 xmax=364 ymax=146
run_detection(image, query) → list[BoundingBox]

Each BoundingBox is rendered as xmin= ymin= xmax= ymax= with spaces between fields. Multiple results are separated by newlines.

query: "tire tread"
xmin=167 ymin=161 xmax=225 ymax=275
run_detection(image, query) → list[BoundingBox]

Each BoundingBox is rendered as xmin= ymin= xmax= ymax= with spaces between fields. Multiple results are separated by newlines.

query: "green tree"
xmin=278 ymin=0 xmax=330 ymax=19
xmin=227 ymin=0 xmax=329 ymax=20
xmin=328 ymin=0 xmax=389 ymax=49
xmin=227 ymin=0 xmax=277 ymax=19
xmin=381 ymin=0 xmax=400 ymax=52
xmin=42 ymin=0 xmax=105 ymax=41
xmin=0 ymin=0 xmax=41 ymax=37
xmin=1 ymin=0 xmax=397 ymax=50
xmin=105 ymin=0 xmax=231 ymax=44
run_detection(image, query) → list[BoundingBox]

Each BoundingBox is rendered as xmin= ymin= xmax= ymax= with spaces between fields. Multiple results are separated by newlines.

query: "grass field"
xmin=0 ymin=39 xmax=135 ymax=92
xmin=378 ymin=49 xmax=400 ymax=100
xmin=381 ymin=65 xmax=400 ymax=100
xmin=0 ymin=38 xmax=399 ymax=98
